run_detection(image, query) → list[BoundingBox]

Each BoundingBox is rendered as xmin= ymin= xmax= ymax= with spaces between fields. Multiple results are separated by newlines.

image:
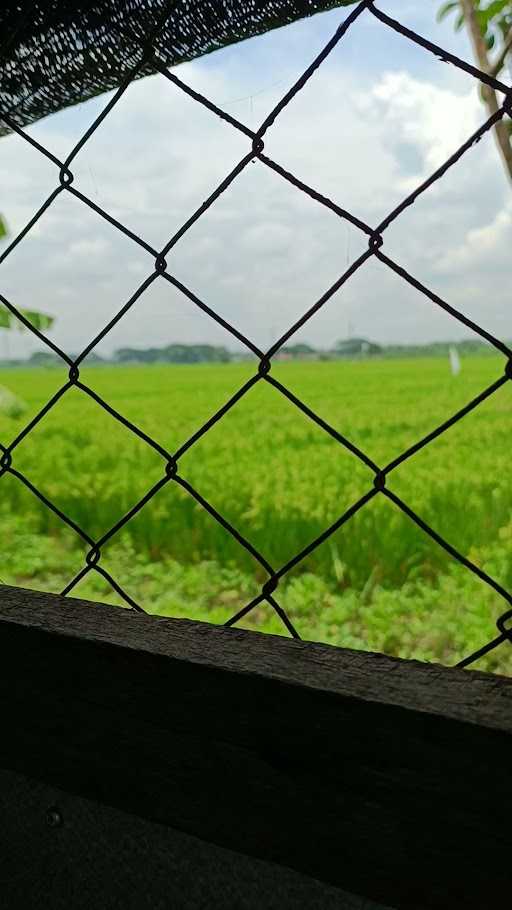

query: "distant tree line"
xmin=0 ymin=337 xmax=500 ymax=370
xmin=115 ymin=344 xmax=231 ymax=364
xmin=276 ymin=337 xmax=495 ymax=359
xmin=376 ymin=339 xmax=495 ymax=358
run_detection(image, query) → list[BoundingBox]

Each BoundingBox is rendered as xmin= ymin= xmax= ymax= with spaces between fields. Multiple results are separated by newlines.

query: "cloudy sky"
xmin=0 ymin=0 xmax=511 ymax=360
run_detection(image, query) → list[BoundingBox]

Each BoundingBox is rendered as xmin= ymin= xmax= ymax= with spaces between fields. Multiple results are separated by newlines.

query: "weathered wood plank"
xmin=0 ymin=767 xmax=391 ymax=909
xmin=1 ymin=583 xmax=511 ymax=909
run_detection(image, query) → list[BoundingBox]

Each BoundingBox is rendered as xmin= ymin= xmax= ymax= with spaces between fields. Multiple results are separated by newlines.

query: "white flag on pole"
xmin=449 ymin=345 xmax=461 ymax=376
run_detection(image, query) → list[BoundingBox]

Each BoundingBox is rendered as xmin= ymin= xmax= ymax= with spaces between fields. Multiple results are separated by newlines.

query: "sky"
xmin=0 ymin=0 xmax=511 ymax=360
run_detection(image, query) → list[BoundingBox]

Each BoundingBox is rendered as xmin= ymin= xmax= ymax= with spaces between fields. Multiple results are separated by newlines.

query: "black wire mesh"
xmin=1 ymin=0 xmax=512 ymax=669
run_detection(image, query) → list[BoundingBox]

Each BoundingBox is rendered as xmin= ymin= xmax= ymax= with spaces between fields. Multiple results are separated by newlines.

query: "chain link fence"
xmin=1 ymin=0 xmax=512 ymax=670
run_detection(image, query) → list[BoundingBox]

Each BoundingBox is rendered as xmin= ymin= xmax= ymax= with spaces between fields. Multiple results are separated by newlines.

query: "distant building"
xmin=275 ymin=343 xmax=317 ymax=362
xmin=332 ymin=338 xmax=382 ymax=357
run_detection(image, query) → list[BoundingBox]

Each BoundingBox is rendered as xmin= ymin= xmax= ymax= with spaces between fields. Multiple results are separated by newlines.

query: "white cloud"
xmin=0 ymin=12 xmax=510 ymax=359
xmin=369 ymin=70 xmax=482 ymax=189
xmin=436 ymin=203 xmax=512 ymax=272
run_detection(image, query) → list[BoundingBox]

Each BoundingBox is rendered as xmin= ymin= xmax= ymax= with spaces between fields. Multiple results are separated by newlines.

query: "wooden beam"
xmin=0 ymin=766 xmax=390 ymax=909
xmin=1 ymin=583 xmax=512 ymax=909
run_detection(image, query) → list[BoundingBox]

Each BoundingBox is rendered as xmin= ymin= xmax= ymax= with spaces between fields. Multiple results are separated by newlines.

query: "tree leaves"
xmin=21 ymin=310 xmax=55 ymax=332
xmin=0 ymin=305 xmax=55 ymax=333
xmin=437 ymin=1 xmax=512 ymax=68
xmin=0 ymin=224 xmax=55 ymax=335
xmin=437 ymin=1 xmax=461 ymax=23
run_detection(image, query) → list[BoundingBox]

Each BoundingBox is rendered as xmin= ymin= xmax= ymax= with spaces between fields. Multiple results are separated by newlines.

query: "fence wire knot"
xmin=373 ymin=472 xmax=387 ymax=492
xmin=165 ymin=457 xmax=178 ymax=479
xmin=59 ymin=167 xmax=74 ymax=187
xmin=368 ymin=232 xmax=384 ymax=251
xmin=1 ymin=0 xmax=511 ymax=670
xmin=258 ymin=356 xmax=272 ymax=377
xmin=86 ymin=547 xmax=101 ymax=567
xmin=262 ymin=576 xmax=279 ymax=598
xmin=155 ymin=254 xmax=168 ymax=274
xmin=0 ymin=448 xmax=12 ymax=474
xmin=497 ymin=610 xmax=512 ymax=642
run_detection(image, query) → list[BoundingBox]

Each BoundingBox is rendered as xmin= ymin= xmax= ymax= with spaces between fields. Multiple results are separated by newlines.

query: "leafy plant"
xmin=0 ymin=385 xmax=27 ymax=419
xmin=1 ymin=357 xmax=510 ymax=673
xmin=0 ymin=307 xmax=55 ymax=332
xmin=438 ymin=0 xmax=512 ymax=56
xmin=437 ymin=1 xmax=512 ymax=182
xmin=0 ymin=219 xmax=55 ymax=334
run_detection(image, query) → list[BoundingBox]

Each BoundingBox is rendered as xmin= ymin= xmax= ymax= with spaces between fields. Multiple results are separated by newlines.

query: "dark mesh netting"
xmin=0 ymin=0 xmax=354 ymax=135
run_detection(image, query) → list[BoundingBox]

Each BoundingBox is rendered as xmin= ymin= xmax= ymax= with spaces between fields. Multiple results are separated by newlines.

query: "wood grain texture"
xmin=1 ymin=583 xmax=512 ymax=909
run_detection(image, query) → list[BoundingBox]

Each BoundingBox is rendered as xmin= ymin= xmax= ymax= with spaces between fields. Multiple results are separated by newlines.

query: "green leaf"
xmin=19 ymin=309 xmax=55 ymax=332
xmin=437 ymin=0 xmax=512 ymax=40
xmin=436 ymin=1 xmax=460 ymax=23
xmin=476 ymin=9 xmax=492 ymax=33
xmin=0 ymin=215 xmax=7 ymax=240
xmin=484 ymin=1 xmax=509 ymax=20
xmin=0 ymin=300 xmax=54 ymax=333
xmin=0 ymin=307 xmax=12 ymax=329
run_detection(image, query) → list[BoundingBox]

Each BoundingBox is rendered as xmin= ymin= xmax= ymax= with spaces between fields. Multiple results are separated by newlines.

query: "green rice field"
xmin=1 ymin=355 xmax=511 ymax=674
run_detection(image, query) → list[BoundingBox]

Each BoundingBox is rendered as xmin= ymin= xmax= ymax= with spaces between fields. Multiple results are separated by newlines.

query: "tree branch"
xmin=459 ymin=0 xmax=512 ymax=185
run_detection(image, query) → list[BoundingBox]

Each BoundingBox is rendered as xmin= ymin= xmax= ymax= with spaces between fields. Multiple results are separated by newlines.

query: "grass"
xmin=0 ymin=355 xmax=511 ymax=674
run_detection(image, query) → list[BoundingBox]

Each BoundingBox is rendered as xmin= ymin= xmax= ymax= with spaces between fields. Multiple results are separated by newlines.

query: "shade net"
xmin=0 ymin=0 xmax=354 ymax=135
